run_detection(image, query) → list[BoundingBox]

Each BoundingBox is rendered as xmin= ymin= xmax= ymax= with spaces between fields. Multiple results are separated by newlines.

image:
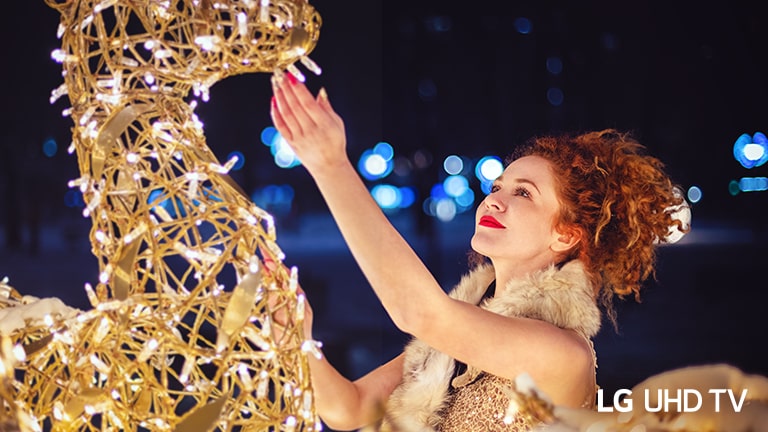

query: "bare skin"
xmin=269 ymin=75 xmax=594 ymax=431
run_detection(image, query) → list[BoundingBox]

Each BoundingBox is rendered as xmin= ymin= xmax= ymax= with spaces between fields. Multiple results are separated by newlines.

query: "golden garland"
xmin=0 ymin=0 xmax=322 ymax=430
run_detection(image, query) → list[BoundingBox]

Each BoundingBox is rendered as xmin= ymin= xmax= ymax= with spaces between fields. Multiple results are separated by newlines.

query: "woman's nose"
xmin=484 ymin=194 xmax=504 ymax=211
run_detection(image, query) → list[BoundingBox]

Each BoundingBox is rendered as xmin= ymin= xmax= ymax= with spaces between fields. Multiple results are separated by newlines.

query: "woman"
xmin=268 ymin=71 xmax=688 ymax=431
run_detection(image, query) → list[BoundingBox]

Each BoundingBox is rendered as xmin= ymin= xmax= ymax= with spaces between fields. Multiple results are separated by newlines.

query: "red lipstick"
xmin=479 ymin=215 xmax=505 ymax=229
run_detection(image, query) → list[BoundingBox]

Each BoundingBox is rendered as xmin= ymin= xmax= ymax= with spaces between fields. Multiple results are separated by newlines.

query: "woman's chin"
xmin=469 ymin=236 xmax=492 ymax=257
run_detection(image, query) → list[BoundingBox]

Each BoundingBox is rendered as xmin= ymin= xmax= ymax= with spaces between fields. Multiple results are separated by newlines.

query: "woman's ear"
xmin=551 ymin=225 xmax=582 ymax=254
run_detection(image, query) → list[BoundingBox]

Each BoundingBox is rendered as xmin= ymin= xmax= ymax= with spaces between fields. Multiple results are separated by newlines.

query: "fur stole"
xmin=380 ymin=260 xmax=601 ymax=432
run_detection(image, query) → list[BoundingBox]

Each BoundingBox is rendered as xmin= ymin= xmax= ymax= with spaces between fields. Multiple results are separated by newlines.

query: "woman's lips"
xmin=479 ymin=215 xmax=505 ymax=229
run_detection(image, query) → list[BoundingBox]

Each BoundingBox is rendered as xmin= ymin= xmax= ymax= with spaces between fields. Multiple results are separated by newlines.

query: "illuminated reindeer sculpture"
xmin=0 ymin=0 xmax=323 ymax=430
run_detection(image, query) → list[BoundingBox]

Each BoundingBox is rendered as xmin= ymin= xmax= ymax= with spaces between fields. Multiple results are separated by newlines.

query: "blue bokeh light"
xmin=418 ymin=78 xmax=437 ymax=101
xmin=480 ymin=180 xmax=493 ymax=195
xmin=514 ymin=17 xmax=532 ymax=34
xmin=443 ymin=175 xmax=469 ymax=198
xmin=64 ymin=189 xmax=84 ymax=208
xmin=261 ymin=126 xmax=301 ymax=168
xmin=251 ymin=184 xmax=295 ymax=214
xmin=443 ymin=155 xmax=464 ymax=175
xmin=43 ymin=138 xmax=58 ymax=158
xmin=398 ymin=186 xmax=416 ymax=208
xmin=430 ymin=183 xmax=449 ymax=200
xmin=272 ymin=137 xmax=301 ymax=169
xmin=425 ymin=16 xmax=453 ymax=33
xmin=358 ymin=149 xmax=393 ymax=181
xmin=547 ymin=87 xmax=564 ymax=106
xmin=372 ymin=184 xmax=402 ymax=209
xmin=687 ymin=186 xmax=702 ymax=203
xmin=733 ymin=132 xmax=768 ymax=168
xmin=435 ymin=198 xmax=457 ymax=222
xmin=373 ymin=142 xmax=394 ymax=161
xmin=475 ymin=156 xmax=504 ymax=184
xmin=546 ymin=57 xmax=563 ymax=75
xmin=455 ymin=188 xmax=475 ymax=209
xmin=261 ymin=126 xmax=278 ymax=147
xmin=739 ymin=177 xmax=768 ymax=192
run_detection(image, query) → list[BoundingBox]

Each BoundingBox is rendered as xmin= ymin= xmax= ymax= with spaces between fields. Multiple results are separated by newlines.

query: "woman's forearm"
xmin=309 ymin=160 xmax=443 ymax=333
xmin=308 ymin=350 xmax=405 ymax=430
xmin=308 ymin=354 xmax=365 ymax=430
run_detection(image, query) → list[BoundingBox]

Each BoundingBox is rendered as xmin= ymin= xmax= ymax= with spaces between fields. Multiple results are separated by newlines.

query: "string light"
xmin=1 ymin=0 xmax=324 ymax=430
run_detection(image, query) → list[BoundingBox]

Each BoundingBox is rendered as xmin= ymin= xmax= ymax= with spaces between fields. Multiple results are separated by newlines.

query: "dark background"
xmin=1 ymin=1 xmax=767 ymax=428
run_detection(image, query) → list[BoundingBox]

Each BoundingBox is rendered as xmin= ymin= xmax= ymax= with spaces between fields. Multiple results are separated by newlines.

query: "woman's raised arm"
xmin=270 ymin=74 xmax=446 ymax=333
xmin=269 ymin=75 xmax=593 ymax=407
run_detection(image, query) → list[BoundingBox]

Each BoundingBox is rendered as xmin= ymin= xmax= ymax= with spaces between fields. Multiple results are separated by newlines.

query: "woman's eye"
xmin=515 ymin=187 xmax=531 ymax=198
xmin=490 ymin=184 xmax=500 ymax=193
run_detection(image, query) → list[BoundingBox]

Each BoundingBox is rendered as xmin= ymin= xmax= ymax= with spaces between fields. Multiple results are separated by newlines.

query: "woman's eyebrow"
xmin=493 ymin=175 xmax=541 ymax=194
xmin=512 ymin=177 xmax=541 ymax=194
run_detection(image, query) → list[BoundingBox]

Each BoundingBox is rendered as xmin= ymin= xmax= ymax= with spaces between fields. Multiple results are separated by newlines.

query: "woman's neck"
xmin=491 ymin=257 xmax=557 ymax=295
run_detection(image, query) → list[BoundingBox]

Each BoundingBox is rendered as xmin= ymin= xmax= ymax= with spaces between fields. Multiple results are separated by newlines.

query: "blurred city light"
xmin=424 ymin=16 xmax=452 ymax=33
xmin=251 ymin=184 xmax=295 ymax=215
xmin=729 ymin=180 xmax=740 ymax=196
xmin=546 ymin=57 xmax=563 ymax=75
xmin=43 ymin=138 xmax=58 ymax=158
xmin=398 ymin=186 xmax=417 ymax=208
xmin=260 ymin=126 xmax=278 ymax=147
xmin=687 ymin=186 xmax=702 ymax=203
xmin=443 ymin=175 xmax=469 ymax=198
xmin=733 ymin=132 xmax=768 ymax=168
xmin=370 ymin=185 xmax=416 ymax=210
xmin=475 ymin=155 xmax=503 ymax=195
xmin=443 ymin=155 xmax=464 ymax=175
xmin=738 ymin=177 xmax=768 ymax=192
xmin=359 ymin=142 xmax=395 ymax=181
xmin=547 ymin=87 xmax=564 ymax=106
xmin=418 ymin=78 xmax=437 ymax=101
xmin=455 ymin=188 xmax=475 ymax=209
xmin=64 ymin=189 xmax=84 ymax=208
xmin=373 ymin=142 xmax=394 ymax=161
xmin=435 ymin=198 xmax=457 ymax=222
xmin=601 ymin=32 xmax=618 ymax=51
xmin=371 ymin=184 xmax=401 ymax=209
xmin=273 ymin=137 xmax=301 ymax=168
xmin=514 ymin=17 xmax=532 ymax=34
xmin=261 ymin=126 xmax=301 ymax=169
xmin=475 ymin=156 xmax=503 ymax=184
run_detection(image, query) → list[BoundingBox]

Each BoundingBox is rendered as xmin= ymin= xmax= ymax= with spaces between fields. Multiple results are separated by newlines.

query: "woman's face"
xmin=471 ymin=155 xmax=569 ymax=270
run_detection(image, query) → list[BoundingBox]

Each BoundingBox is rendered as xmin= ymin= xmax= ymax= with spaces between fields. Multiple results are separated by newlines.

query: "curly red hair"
xmin=498 ymin=129 xmax=687 ymax=326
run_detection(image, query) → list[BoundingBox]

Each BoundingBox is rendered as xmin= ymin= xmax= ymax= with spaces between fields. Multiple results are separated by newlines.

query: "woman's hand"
xmin=270 ymin=72 xmax=348 ymax=177
xmin=262 ymin=252 xmax=315 ymax=344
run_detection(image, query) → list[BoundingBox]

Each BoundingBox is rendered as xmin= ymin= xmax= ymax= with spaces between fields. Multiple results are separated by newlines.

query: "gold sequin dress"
xmin=438 ymin=374 xmax=534 ymax=431
xmin=437 ymin=334 xmax=598 ymax=432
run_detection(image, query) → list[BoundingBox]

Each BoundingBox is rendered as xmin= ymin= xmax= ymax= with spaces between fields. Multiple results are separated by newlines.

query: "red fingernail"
xmin=271 ymin=96 xmax=277 ymax=108
xmin=286 ymin=73 xmax=298 ymax=86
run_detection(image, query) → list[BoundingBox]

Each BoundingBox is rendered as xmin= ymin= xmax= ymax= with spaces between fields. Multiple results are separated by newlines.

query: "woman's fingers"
xmin=269 ymin=96 xmax=294 ymax=142
xmin=274 ymin=76 xmax=313 ymax=134
xmin=272 ymin=82 xmax=306 ymax=140
xmin=274 ymin=74 xmax=338 ymax=140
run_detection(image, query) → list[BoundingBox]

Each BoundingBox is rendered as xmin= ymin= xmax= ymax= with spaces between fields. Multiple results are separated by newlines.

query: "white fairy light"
xmin=300 ymin=56 xmax=322 ymax=76
xmin=49 ymin=83 xmax=68 ymax=104
xmin=286 ymin=63 xmax=305 ymax=83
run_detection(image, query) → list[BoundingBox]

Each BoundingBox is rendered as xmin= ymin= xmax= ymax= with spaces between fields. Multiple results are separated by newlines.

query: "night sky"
xmin=1 ymin=0 xmax=767 ymax=423
xmin=3 ymin=1 xmax=768 ymax=224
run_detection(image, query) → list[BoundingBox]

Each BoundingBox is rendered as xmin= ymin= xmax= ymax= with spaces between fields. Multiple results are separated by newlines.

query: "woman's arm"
xmin=310 ymin=352 xmax=405 ymax=431
xmin=270 ymin=76 xmax=593 ymax=406
xmin=270 ymin=75 xmax=444 ymax=333
xmin=263 ymin=256 xmax=405 ymax=430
